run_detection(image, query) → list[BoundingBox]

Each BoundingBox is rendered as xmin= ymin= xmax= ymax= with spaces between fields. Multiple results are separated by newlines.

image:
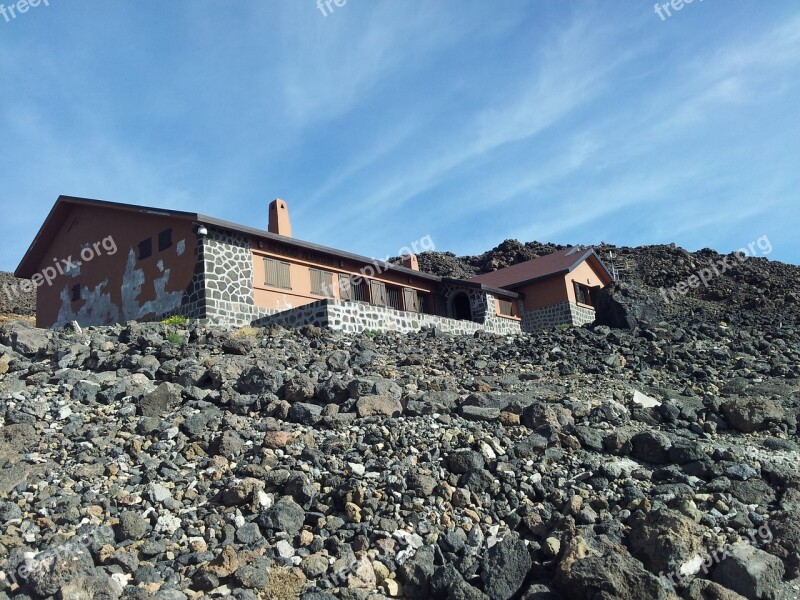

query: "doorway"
xmin=452 ymin=293 xmax=472 ymax=321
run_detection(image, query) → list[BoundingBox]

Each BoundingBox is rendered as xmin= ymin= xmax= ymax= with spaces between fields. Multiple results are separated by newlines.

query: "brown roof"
xmin=468 ymin=246 xmax=613 ymax=289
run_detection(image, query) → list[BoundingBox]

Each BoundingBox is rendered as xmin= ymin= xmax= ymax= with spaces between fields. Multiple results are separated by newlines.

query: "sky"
xmin=1 ymin=0 xmax=798 ymax=272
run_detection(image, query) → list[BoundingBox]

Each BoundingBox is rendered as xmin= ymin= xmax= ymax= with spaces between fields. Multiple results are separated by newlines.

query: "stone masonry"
xmin=522 ymin=301 xmax=596 ymax=332
xmin=254 ymin=299 xmax=522 ymax=336
xmin=196 ymin=228 xmax=271 ymax=327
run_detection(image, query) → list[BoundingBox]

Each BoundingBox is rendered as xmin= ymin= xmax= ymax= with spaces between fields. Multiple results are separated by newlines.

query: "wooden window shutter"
xmin=339 ymin=276 xmax=352 ymax=301
xmin=403 ymin=288 xmax=418 ymax=312
xmin=370 ymin=280 xmax=387 ymax=306
xmin=265 ymin=258 xmax=291 ymax=289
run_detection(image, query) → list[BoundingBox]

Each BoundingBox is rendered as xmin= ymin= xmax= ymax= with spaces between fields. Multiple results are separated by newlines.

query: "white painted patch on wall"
xmin=121 ymin=249 xmax=183 ymax=321
xmin=55 ymin=279 xmax=120 ymax=327
xmin=176 ymin=239 xmax=186 ymax=256
xmin=275 ymin=296 xmax=294 ymax=310
xmin=51 ymin=246 xmax=186 ymax=328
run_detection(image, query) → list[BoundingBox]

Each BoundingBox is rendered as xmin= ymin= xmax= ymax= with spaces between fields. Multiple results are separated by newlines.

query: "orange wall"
xmin=565 ymin=261 xmax=606 ymax=306
xmin=520 ymin=277 xmax=568 ymax=310
xmin=251 ymin=245 xmax=439 ymax=311
xmin=520 ymin=260 xmax=609 ymax=310
xmin=33 ymin=205 xmax=197 ymax=327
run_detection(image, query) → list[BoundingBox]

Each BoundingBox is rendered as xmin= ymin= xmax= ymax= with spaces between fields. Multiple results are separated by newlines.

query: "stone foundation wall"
xmin=199 ymin=228 xmax=271 ymax=327
xmin=569 ymin=302 xmax=596 ymax=327
xmin=253 ymin=299 xmax=522 ymax=336
xmin=522 ymin=301 xmax=596 ymax=332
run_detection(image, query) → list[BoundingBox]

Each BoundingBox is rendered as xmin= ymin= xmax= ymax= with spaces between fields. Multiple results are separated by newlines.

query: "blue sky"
xmin=1 ymin=0 xmax=798 ymax=272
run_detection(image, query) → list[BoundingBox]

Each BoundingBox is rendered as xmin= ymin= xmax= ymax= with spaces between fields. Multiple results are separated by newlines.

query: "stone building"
xmin=15 ymin=196 xmax=611 ymax=334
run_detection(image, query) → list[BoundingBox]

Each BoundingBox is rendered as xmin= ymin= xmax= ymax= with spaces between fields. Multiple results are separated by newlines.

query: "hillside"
xmin=0 ymin=272 xmax=35 ymax=319
xmin=0 ymin=242 xmax=799 ymax=599
xmin=416 ymin=239 xmax=800 ymax=321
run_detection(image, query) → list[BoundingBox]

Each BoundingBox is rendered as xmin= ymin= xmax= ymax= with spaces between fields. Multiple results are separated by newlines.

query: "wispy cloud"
xmin=0 ymin=1 xmax=798 ymax=270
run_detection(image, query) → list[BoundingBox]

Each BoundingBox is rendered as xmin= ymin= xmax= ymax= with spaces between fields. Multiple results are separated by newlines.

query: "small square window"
xmin=138 ymin=238 xmax=152 ymax=260
xmin=158 ymin=229 xmax=173 ymax=251
xmin=71 ymin=284 xmax=81 ymax=302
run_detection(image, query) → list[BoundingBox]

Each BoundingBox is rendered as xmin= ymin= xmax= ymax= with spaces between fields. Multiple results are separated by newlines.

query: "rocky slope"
xmin=0 ymin=309 xmax=799 ymax=600
xmin=0 ymin=273 xmax=35 ymax=318
xmin=416 ymin=239 xmax=800 ymax=317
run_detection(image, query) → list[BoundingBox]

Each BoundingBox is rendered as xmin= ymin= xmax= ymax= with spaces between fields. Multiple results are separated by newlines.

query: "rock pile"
xmin=413 ymin=239 xmax=800 ymax=318
xmin=0 ymin=310 xmax=798 ymax=599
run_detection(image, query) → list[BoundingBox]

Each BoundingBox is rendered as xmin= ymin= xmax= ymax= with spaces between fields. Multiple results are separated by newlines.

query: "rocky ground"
xmin=0 ymin=273 xmax=35 ymax=319
xmin=0 ymin=240 xmax=798 ymax=600
xmin=0 ymin=302 xmax=798 ymax=599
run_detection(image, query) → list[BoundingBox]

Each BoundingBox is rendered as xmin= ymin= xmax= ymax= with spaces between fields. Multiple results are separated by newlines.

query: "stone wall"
xmin=522 ymin=301 xmax=596 ymax=332
xmin=569 ymin=302 xmax=596 ymax=327
xmin=197 ymin=228 xmax=271 ymax=327
xmin=253 ymin=299 xmax=523 ymax=336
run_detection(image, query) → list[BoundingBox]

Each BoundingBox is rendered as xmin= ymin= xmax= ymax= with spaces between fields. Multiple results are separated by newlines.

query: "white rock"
xmin=393 ymin=530 xmax=423 ymax=550
xmin=479 ymin=441 xmax=497 ymax=461
xmin=148 ymin=483 xmax=172 ymax=503
xmin=348 ymin=462 xmax=366 ymax=476
xmin=275 ymin=540 xmax=294 ymax=558
xmin=155 ymin=513 xmax=181 ymax=534
xmin=257 ymin=490 xmax=273 ymax=509
xmin=633 ymin=390 xmax=661 ymax=408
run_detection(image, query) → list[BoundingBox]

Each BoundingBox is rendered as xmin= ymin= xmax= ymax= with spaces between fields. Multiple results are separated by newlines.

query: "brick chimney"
xmin=268 ymin=199 xmax=292 ymax=237
xmin=400 ymin=253 xmax=419 ymax=271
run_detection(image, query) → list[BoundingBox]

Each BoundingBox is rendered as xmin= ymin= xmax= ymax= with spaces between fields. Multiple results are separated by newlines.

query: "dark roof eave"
xmin=14 ymin=195 xmax=445 ymax=284
xmin=441 ymin=277 xmax=520 ymax=299
xmin=199 ymin=216 xmax=443 ymax=283
xmin=490 ymin=248 xmax=614 ymax=291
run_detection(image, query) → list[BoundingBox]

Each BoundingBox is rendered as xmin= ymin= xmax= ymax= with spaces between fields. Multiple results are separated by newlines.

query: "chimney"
xmin=400 ymin=253 xmax=419 ymax=271
xmin=268 ymin=199 xmax=292 ymax=237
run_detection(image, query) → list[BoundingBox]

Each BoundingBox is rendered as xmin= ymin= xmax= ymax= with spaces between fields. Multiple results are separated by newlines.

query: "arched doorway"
xmin=451 ymin=293 xmax=472 ymax=321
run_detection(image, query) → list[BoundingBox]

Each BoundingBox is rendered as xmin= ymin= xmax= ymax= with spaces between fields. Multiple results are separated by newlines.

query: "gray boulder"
xmin=712 ymin=544 xmax=784 ymax=600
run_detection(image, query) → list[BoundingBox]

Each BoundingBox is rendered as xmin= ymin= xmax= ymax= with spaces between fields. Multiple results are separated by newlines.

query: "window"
xmin=265 ymin=257 xmax=291 ymax=289
xmin=403 ymin=288 xmax=420 ymax=312
xmin=498 ymin=299 xmax=514 ymax=316
xmin=340 ymin=276 xmax=369 ymax=302
xmin=310 ymin=268 xmax=334 ymax=297
xmin=386 ymin=286 xmax=402 ymax=310
xmin=574 ymin=282 xmax=595 ymax=307
xmin=71 ymin=284 xmax=81 ymax=302
xmin=138 ymin=238 xmax=152 ymax=260
xmin=158 ymin=229 xmax=173 ymax=251
xmin=418 ymin=293 xmax=434 ymax=314
xmin=370 ymin=280 xmax=387 ymax=306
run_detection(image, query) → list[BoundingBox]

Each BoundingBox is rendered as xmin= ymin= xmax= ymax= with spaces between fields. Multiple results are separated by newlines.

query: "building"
xmin=468 ymin=247 xmax=614 ymax=331
xmin=14 ymin=195 xmax=611 ymax=334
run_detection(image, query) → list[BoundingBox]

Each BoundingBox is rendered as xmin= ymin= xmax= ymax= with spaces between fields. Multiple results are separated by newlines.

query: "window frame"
xmin=310 ymin=267 xmax=335 ymax=298
xmin=386 ymin=285 xmax=403 ymax=310
xmin=264 ymin=257 xmax=292 ymax=290
xmin=498 ymin=298 xmax=514 ymax=317
xmin=573 ymin=282 xmax=595 ymax=307
xmin=158 ymin=229 xmax=173 ymax=252
xmin=138 ymin=238 xmax=152 ymax=260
